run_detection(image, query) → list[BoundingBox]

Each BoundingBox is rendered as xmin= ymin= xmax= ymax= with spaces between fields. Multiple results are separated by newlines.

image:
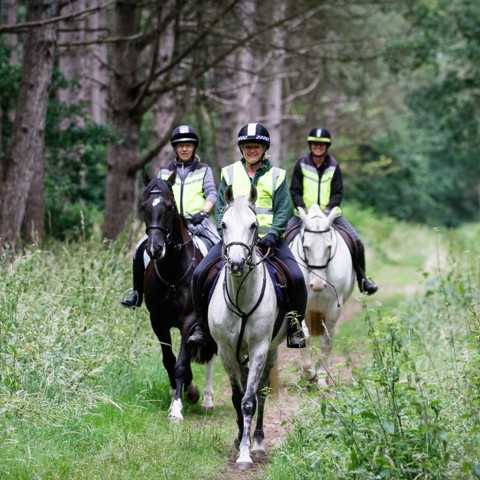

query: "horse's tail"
xmin=306 ymin=310 xmax=326 ymax=337
xmin=191 ymin=334 xmax=218 ymax=364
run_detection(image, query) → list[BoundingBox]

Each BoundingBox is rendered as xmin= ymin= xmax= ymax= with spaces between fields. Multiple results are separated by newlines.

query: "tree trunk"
xmin=0 ymin=0 xmax=59 ymax=249
xmin=102 ymin=0 xmax=141 ymax=240
xmin=23 ymin=148 xmax=45 ymax=244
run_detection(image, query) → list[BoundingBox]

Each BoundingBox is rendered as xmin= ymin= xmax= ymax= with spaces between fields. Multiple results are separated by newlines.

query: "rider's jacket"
xmin=158 ymin=157 xmax=217 ymax=218
xmin=216 ymin=158 xmax=289 ymax=238
xmin=290 ymin=153 xmax=343 ymax=215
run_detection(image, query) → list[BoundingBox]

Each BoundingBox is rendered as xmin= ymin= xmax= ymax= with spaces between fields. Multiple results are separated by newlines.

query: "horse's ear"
xmin=298 ymin=207 xmax=308 ymax=223
xmin=326 ymin=206 xmax=341 ymax=227
xmin=249 ymin=185 xmax=257 ymax=205
xmin=167 ymin=170 xmax=176 ymax=186
xmin=142 ymin=167 xmax=151 ymax=186
xmin=225 ymin=184 xmax=234 ymax=204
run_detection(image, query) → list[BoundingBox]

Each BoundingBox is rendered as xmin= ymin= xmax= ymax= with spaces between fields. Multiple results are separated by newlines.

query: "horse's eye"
xmin=250 ymin=222 xmax=257 ymax=231
xmin=221 ymin=222 xmax=226 ymax=230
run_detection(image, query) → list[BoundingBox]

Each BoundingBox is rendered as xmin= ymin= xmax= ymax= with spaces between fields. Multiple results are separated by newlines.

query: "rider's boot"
xmin=121 ymin=253 xmax=145 ymax=309
xmin=187 ymin=268 xmax=208 ymax=345
xmin=287 ymin=322 xmax=307 ymax=348
xmin=354 ymin=240 xmax=378 ymax=296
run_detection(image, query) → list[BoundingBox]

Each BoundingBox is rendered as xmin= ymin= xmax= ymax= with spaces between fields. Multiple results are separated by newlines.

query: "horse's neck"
xmin=169 ymin=214 xmax=191 ymax=247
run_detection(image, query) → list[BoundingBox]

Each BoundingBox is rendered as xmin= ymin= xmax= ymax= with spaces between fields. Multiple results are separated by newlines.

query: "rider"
xmin=188 ymin=122 xmax=307 ymax=348
xmin=121 ymin=125 xmax=218 ymax=309
xmin=289 ymin=127 xmax=378 ymax=295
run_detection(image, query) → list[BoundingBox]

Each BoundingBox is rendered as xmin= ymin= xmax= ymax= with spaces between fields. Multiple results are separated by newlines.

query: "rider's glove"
xmin=258 ymin=233 xmax=277 ymax=253
xmin=190 ymin=211 xmax=206 ymax=226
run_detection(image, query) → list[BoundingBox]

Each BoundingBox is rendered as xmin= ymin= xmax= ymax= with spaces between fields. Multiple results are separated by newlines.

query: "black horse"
xmin=141 ymin=170 xmax=216 ymax=420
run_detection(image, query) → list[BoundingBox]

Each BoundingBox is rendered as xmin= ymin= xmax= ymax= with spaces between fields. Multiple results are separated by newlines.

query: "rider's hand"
xmin=258 ymin=233 xmax=277 ymax=253
xmin=190 ymin=212 xmax=206 ymax=226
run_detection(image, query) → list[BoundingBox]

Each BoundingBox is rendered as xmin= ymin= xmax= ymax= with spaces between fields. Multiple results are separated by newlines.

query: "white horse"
xmin=289 ymin=204 xmax=355 ymax=387
xmin=208 ymin=185 xmax=287 ymax=470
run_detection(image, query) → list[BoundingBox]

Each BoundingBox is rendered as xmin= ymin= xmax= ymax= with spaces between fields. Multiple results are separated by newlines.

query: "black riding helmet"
xmin=237 ymin=123 xmax=271 ymax=152
xmin=170 ymin=125 xmax=200 ymax=148
xmin=307 ymin=127 xmax=332 ymax=147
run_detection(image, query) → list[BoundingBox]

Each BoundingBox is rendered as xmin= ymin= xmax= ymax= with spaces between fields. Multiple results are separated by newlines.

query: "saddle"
xmin=286 ymin=222 xmax=360 ymax=263
xmin=197 ymin=250 xmax=292 ymax=340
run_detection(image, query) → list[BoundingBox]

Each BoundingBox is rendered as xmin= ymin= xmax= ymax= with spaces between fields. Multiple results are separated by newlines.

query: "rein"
xmin=145 ymin=185 xmax=197 ymax=296
xmin=222 ymin=261 xmax=268 ymax=365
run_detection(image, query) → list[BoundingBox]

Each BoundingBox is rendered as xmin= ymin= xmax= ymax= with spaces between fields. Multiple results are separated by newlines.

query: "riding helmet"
xmin=307 ymin=127 xmax=332 ymax=145
xmin=170 ymin=125 xmax=200 ymax=146
xmin=237 ymin=123 xmax=270 ymax=150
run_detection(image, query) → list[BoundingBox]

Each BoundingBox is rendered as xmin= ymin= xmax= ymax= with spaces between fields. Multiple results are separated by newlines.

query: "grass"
xmin=1 ymin=215 xmax=479 ymax=479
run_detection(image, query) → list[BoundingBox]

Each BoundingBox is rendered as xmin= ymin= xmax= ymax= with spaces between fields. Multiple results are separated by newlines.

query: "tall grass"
xmin=265 ymin=224 xmax=480 ymax=479
xmin=1 ymin=220 xmax=479 ymax=479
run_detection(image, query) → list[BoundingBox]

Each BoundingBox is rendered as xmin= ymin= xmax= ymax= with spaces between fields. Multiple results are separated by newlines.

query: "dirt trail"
xmin=218 ymin=300 xmax=362 ymax=480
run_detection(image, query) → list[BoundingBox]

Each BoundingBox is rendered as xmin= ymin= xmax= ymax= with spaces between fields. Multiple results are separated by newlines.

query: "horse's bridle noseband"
xmin=301 ymin=225 xmax=337 ymax=270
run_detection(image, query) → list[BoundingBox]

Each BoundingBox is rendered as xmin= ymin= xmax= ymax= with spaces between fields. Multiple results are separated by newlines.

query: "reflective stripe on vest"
xmin=159 ymin=167 xmax=206 ymax=216
xmin=222 ymin=162 xmax=286 ymax=236
xmin=300 ymin=161 xmax=340 ymax=213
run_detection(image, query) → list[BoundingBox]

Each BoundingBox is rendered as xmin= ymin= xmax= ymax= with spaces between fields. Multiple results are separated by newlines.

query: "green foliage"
xmin=265 ymin=228 xmax=480 ymax=479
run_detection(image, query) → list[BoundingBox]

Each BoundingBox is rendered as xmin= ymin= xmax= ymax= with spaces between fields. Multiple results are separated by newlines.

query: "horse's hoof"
xmin=168 ymin=412 xmax=184 ymax=422
xmin=251 ymin=443 xmax=266 ymax=455
xmin=201 ymin=398 xmax=214 ymax=409
xmin=236 ymin=461 xmax=253 ymax=470
xmin=186 ymin=385 xmax=200 ymax=404
xmin=316 ymin=377 xmax=329 ymax=388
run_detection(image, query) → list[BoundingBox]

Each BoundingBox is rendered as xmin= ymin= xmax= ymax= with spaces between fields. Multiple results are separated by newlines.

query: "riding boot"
xmin=354 ymin=240 xmax=378 ymax=296
xmin=121 ymin=251 xmax=145 ymax=309
xmin=287 ymin=319 xmax=307 ymax=348
xmin=187 ymin=273 xmax=209 ymax=345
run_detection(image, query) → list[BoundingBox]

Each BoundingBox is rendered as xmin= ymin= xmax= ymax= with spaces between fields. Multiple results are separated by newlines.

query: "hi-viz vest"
xmin=221 ymin=161 xmax=286 ymax=236
xmin=158 ymin=163 xmax=206 ymax=217
xmin=299 ymin=155 xmax=342 ymax=214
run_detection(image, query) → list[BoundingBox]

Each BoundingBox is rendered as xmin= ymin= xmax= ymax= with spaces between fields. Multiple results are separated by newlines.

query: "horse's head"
xmin=141 ymin=173 xmax=177 ymax=260
xmin=298 ymin=205 xmax=339 ymax=292
xmin=221 ymin=185 xmax=258 ymax=276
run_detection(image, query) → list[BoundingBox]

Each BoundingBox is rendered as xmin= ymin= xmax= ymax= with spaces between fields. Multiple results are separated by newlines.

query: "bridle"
xmin=144 ymin=187 xmax=192 ymax=251
xmin=144 ymin=183 xmax=197 ymax=297
xmin=299 ymin=221 xmax=338 ymax=270
xmin=221 ymin=202 xmax=267 ymax=365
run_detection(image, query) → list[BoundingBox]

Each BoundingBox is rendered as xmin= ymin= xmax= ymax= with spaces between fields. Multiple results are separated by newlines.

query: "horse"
xmin=208 ymin=185 xmax=287 ymax=469
xmin=141 ymin=170 xmax=216 ymax=421
xmin=289 ymin=204 xmax=355 ymax=387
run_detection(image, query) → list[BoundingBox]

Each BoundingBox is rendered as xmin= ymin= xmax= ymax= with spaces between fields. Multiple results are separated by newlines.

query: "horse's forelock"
xmin=225 ymin=197 xmax=256 ymax=225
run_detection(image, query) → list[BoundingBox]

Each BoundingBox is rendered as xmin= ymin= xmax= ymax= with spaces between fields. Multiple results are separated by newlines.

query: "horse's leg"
xmin=201 ymin=355 xmax=216 ymax=409
xmin=315 ymin=311 xmax=338 ymax=388
xmin=168 ymin=336 xmax=199 ymax=422
xmin=152 ymin=322 xmax=177 ymax=394
xmin=251 ymin=348 xmax=278 ymax=455
xmin=236 ymin=347 xmax=268 ymax=469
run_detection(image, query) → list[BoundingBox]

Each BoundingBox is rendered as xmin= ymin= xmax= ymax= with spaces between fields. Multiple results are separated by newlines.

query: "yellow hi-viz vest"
xmin=159 ymin=166 xmax=207 ymax=217
xmin=300 ymin=161 xmax=341 ymax=214
xmin=221 ymin=162 xmax=286 ymax=236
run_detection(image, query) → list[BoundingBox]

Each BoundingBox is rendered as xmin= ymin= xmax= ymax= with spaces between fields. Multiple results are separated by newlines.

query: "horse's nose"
xmin=228 ymin=258 xmax=245 ymax=275
xmin=147 ymin=243 xmax=164 ymax=260
xmin=310 ymin=278 xmax=327 ymax=292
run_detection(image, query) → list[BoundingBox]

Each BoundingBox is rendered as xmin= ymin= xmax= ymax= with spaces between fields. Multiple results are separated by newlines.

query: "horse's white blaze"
xmin=168 ymin=398 xmax=184 ymax=421
xmin=290 ymin=205 xmax=355 ymax=386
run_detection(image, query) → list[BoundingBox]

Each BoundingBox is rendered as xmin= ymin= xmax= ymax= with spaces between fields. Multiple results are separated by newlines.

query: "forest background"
xmin=0 ymin=0 xmax=479 ymax=249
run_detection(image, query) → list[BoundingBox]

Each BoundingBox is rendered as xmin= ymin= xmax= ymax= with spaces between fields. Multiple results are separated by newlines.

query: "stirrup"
xmin=187 ymin=324 xmax=205 ymax=345
xmin=287 ymin=330 xmax=306 ymax=349
xmin=121 ymin=289 xmax=141 ymax=309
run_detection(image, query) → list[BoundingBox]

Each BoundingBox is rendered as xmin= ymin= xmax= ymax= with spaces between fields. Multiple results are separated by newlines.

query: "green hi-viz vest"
xmin=159 ymin=166 xmax=206 ymax=216
xmin=221 ymin=162 xmax=286 ymax=236
xmin=299 ymin=159 xmax=341 ymax=214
